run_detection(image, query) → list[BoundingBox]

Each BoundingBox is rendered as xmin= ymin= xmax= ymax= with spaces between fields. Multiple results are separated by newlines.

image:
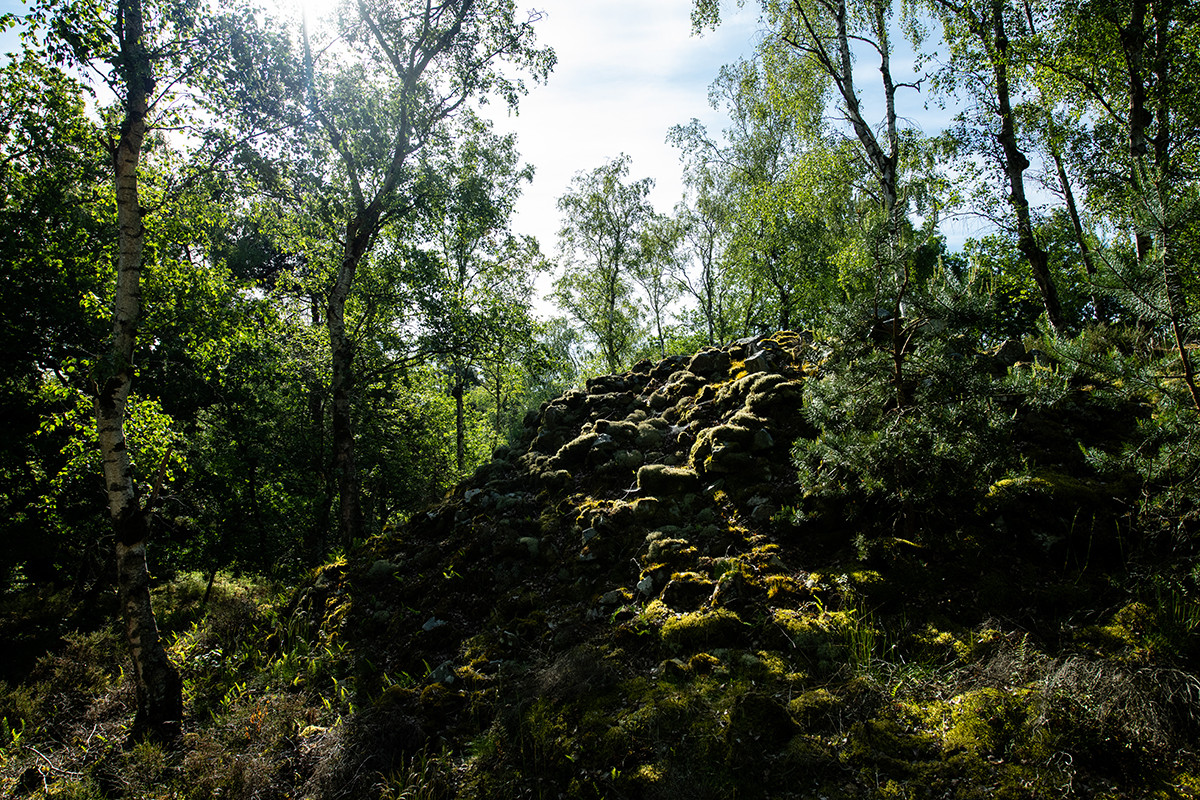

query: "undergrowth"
xmin=0 ymin=570 xmax=355 ymax=799
xmin=5 ymin=327 xmax=1200 ymax=798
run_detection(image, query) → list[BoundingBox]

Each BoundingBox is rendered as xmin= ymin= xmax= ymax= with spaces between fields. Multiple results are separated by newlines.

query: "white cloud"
xmin=483 ymin=0 xmax=763 ymax=263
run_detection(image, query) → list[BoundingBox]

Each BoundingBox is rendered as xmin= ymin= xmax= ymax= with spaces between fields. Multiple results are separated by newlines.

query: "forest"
xmin=1 ymin=0 xmax=1199 ymax=796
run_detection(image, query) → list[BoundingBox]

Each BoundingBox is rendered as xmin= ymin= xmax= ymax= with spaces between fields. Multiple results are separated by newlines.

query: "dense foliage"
xmin=0 ymin=0 xmax=1198 ymax=794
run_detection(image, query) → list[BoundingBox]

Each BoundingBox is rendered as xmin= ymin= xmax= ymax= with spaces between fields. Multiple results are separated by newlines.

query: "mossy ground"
xmin=4 ymin=333 xmax=1200 ymax=798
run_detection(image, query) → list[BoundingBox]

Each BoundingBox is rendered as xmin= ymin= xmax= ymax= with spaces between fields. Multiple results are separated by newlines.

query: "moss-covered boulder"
xmin=636 ymin=464 xmax=701 ymax=497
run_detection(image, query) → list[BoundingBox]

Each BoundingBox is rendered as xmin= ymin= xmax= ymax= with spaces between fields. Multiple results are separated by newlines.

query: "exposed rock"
xmin=367 ymin=559 xmax=397 ymax=579
xmin=426 ymin=660 xmax=456 ymax=685
xmin=687 ymin=347 xmax=732 ymax=379
xmin=743 ymin=350 xmax=773 ymax=374
xmin=649 ymin=354 xmax=689 ymax=381
xmin=599 ymin=588 xmax=631 ymax=605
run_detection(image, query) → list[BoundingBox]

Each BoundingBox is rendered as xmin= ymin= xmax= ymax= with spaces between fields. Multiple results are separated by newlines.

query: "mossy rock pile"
xmin=4 ymin=332 xmax=1197 ymax=798
xmin=306 ymin=333 xmax=1200 ymax=798
xmin=7 ymin=321 xmax=1200 ymax=800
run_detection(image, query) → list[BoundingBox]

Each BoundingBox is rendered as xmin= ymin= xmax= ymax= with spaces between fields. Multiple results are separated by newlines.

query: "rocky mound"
xmin=302 ymin=331 xmax=1200 ymax=799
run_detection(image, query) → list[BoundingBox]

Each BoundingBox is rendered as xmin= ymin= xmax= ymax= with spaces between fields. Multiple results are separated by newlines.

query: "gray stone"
xmin=687 ymin=348 xmax=732 ymax=378
xmin=427 ymin=660 xmax=456 ymax=684
xmin=749 ymin=497 xmax=779 ymax=523
xmin=744 ymin=351 xmax=773 ymax=374
xmin=599 ymin=589 xmax=629 ymax=605
xmin=367 ymin=559 xmax=397 ymax=579
xmin=752 ymin=429 xmax=775 ymax=451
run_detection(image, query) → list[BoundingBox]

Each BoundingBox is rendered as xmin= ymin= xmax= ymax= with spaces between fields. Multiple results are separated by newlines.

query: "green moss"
xmin=944 ymin=688 xmax=1029 ymax=757
xmin=781 ymin=734 xmax=840 ymax=776
xmin=906 ymin=623 xmax=970 ymax=664
xmin=551 ymin=432 xmax=598 ymax=469
xmin=985 ymin=470 xmax=1123 ymax=516
xmin=639 ymin=599 xmax=672 ymax=627
xmin=763 ymin=574 xmax=805 ymax=601
xmin=688 ymin=652 xmax=722 ymax=674
xmin=752 ymin=650 xmax=790 ymax=679
xmin=631 ymin=496 xmax=660 ymax=522
xmin=841 ymin=717 xmax=939 ymax=772
xmin=1113 ymin=600 xmax=1153 ymax=629
xmin=773 ymin=608 xmax=874 ymax=668
xmin=660 ymin=572 xmax=715 ymax=610
xmin=986 ymin=474 xmax=1055 ymax=501
xmin=660 ymin=608 xmax=744 ymax=651
xmin=645 ymin=536 xmax=694 ymax=562
xmin=788 ymin=688 xmax=840 ymax=731
xmin=1075 ymin=602 xmax=1154 ymax=656
xmin=744 ymin=379 xmax=803 ymax=417
xmin=1075 ymin=622 xmax=1138 ymax=654
xmin=636 ymin=464 xmax=701 ymax=496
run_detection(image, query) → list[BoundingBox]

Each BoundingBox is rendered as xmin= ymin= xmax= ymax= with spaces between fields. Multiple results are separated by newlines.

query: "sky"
xmin=475 ymin=2 xmax=981 ymax=260
xmin=473 ymin=1 xmax=765 ymax=259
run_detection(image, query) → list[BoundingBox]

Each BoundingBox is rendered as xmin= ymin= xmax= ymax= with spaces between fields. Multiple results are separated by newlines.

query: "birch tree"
xmin=927 ymin=0 xmax=1068 ymax=332
xmin=27 ymin=0 xmax=298 ymax=739
xmin=552 ymin=154 xmax=656 ymax=374
xmin=694 ymin=0 xmax=931 ymax=405
xmin=299 ymin=0 xmax=552 ymax=546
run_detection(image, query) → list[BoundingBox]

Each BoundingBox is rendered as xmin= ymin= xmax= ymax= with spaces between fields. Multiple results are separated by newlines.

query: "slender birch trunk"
xmin=99 ymin=0 xmax=181 ymax=741
xmin=1048 ymin=139 xmax=1105 ymax=321
xmin=987 ymin=0 xmax=1066 ymax=333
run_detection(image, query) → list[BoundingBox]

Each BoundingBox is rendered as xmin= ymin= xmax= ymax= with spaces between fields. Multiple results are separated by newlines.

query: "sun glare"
xmin=293 ymin=0 xmax=340 ymax=25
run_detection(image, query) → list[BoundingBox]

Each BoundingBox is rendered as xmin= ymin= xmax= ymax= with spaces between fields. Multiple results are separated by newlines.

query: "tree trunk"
xmin=988 ymin=0 xmax=1066 ymax=333
xmin=99 ymin=0 xmax=181 ymax=741
xmin=247 ymin=457 xmax=266 ymax=565
xmin=772 ymin=273 xmax=791 ymax=332
xmin=328 ymin=218 xmax=375 ymax=549
xmin=1147 ymin=0 xmax=1198 ymax=412
xmin=1048 ymin=139 xmax=1105 ymax=321
xmin=1163 ymin=247 xmax=1200 ymax=412
xmin=453 ymin=369 xmax=466 ymax=474
xmin=113 ymin=514 xmax=182 ymax=738
xmin=303 ymin=295 xmax=330 ymax=562
xmin=1118 ymin=0 xmax=1153 ymax=260
xmin=493 ymin=361 xmax=504 ymax=447
xmin=329 ymin=278 xmax=362 ymax=549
